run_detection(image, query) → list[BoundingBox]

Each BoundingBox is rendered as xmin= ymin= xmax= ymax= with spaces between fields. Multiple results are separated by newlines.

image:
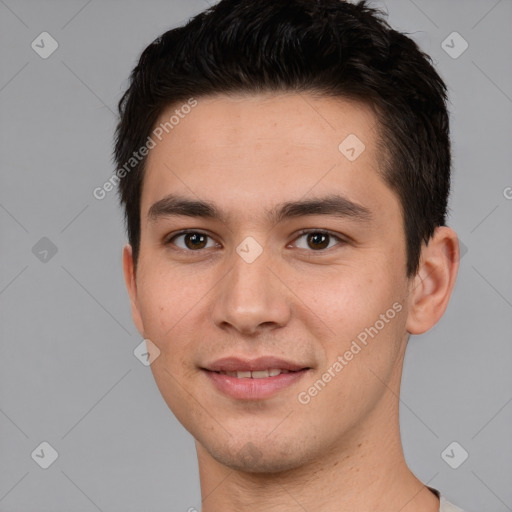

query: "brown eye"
xmin=306 ymin=232 xmax=330 ymax=250
xmin=168 ymin=231 xmax=216 ymax=250
xmin=293 ymin=230 xmax=344 ymax=251
xmin=184 ymin=233 xmax=207 ymax=249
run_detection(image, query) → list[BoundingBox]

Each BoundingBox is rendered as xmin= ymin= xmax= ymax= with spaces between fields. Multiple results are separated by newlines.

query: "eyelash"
xmin=165 ymin=229 xmax=346 ymax=253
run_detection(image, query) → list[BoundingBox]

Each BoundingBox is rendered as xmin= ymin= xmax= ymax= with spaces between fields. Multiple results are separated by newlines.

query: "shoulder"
xmin=427 ymin=487 xmax=465 ymax=512
xmin=439 ymin=495 xmax=465 ymax=512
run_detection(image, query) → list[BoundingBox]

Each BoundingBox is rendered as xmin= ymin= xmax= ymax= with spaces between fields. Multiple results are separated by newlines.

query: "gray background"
xmin=0 ymin=0 xmax=511 ymax=510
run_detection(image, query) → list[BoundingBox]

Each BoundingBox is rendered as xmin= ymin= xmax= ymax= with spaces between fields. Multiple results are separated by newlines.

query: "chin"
xmin=218 ymin=451 xmax=306 ymax=474
xmin=202 ymin=435 xmax=316 ymax=474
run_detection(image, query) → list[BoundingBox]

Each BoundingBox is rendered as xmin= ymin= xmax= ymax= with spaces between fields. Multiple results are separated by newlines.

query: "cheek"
xmin=295 ymin=263 xmax=402 ymax=336
xmin=135 ymin=264 xmax=207 ymax=350
xmin=297 ymin=272 xmax=407 ymax=425
xmin=294 ymin=257 xmax=407 ymax=383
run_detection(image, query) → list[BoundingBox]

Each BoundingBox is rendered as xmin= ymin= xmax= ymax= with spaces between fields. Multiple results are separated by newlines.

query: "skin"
xmin=123 ymin=93 xmax=460 ymax=511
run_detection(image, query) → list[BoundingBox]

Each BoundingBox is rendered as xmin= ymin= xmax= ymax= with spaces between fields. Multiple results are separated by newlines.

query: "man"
xmin=116 ymin=1 xmax=463 ymax=510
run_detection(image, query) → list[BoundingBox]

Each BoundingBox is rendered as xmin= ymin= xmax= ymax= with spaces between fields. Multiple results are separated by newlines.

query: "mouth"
xmin=209 ymin=368 xmax=300 ymax=379
xmin=201 ymin=356 xmax=312 ymax=400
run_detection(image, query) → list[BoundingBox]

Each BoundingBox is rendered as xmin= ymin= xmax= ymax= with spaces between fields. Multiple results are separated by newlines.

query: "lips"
xmin=203 ymin=356 xmax=310 ymax=373
xmin=201 ymin=356 xmax=311 ymax=400
xmin=218 ymin=369 xmax=293 ymax=379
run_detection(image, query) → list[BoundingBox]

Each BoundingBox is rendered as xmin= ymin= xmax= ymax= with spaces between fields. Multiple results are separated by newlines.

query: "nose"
xmin=211 ymin=247 xmax=292 ymax=336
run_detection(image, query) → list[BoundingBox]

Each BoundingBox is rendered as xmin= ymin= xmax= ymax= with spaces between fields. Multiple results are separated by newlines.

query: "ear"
xmin=406 ymin=226 xmax=460 ymax=335
xmin=122 ymin=244 xmax=145 ymax=337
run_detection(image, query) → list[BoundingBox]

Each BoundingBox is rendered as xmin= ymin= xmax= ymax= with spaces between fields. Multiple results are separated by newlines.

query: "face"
xmin=124 ymin=93 xmax=415 ymax=472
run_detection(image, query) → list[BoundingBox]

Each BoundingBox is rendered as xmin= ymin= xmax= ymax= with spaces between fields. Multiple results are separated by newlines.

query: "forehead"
xmin=140 ymin=93 xmax=395 ymax=225
xmin=150 ymin=92 xmax=379 ymax=155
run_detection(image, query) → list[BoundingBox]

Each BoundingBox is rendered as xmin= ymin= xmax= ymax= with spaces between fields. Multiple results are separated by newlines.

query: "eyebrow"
xmin=147 ymin=193 xmax=373 ymax=225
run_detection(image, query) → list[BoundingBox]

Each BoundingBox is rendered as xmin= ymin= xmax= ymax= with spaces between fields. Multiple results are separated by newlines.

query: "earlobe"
xmin=122 ymin=244 xmax=145 ymax=336
xmin=405 ymin=227 xmax=460 ymax=335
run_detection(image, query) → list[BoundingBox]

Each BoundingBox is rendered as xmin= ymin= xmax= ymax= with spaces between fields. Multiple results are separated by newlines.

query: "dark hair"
xmin=114 ymin=0 xmax=451 ymax=277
